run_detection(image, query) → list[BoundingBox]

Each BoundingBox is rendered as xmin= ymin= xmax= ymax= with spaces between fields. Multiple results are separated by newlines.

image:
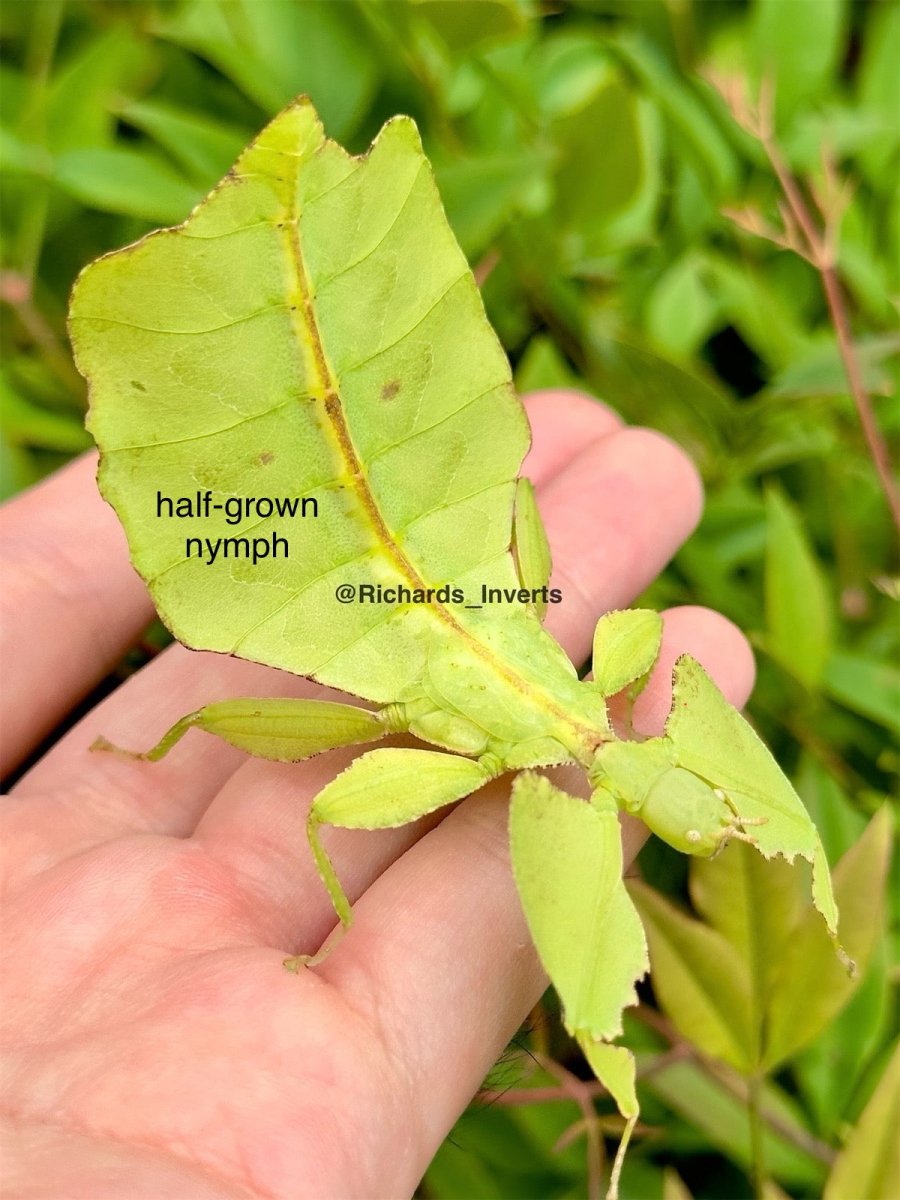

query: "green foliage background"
xmin=1 ymin=1 xmax=897 ymax=1196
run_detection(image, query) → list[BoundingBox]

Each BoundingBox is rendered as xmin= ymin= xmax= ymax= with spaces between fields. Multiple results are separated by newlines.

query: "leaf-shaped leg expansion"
xmin=92 ymin=697 xmax=405 ymax=762
xmin=592 ymin=654 xmax=849 ymax=968
xmin=289 ymin=747 xmax=502 ymax=970
xmin=509 ymin=773 xmax=648 ymax=1200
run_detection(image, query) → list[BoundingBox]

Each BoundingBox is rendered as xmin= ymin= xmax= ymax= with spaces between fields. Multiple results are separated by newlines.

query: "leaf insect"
xmin=69 ymin=98 xmax=847 ymax=1198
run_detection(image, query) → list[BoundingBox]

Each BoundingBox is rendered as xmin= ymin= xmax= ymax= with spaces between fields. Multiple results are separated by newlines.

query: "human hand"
xmin=1 ymin=391 xmax=754 ymax=1199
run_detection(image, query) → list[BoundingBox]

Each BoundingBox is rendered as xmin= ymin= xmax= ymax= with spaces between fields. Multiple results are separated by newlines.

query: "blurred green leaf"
xmin=823 ymin=1042 xmax=900 ymax=1200
xmin=629 ymin=880 xmax=755 ymax=1071
xmin=643 ymin=1058 xmax=827 ymax=1188
xmin=795 ymin=755 xmax=866 ymax=864
xmin=704 ymin=253 xmax=813 ymax=371
xmin=53 ymin=147 xmax=200 ymax=223
xmin=425 ymin=1077 xmax=586 ymax=1198
xmin=435 ymin=150 xmax=548 ymax=259
xmin=117 ymin=99 xmax=249 ymax=187
xmin=583 ymin=334 xmax=731 ymax=474
xmin=796 ymin=933 xmax=892 ymax=1138
xmin=645 ymin=253 xmax=718 ymax=359
xmin=610 ymin=33 xmax=739 ymax=197
xmin=856 ymin=1 xmax=900 ymax=186
xmin=689 ymin=840 xmax=803 ymax=1042
xmin=44 ymin=26 xmax=150 ymax=153
xmin=763 ymin=488 xmax=833 ymax=689
xmin=823 ymin=652 xmax=900 ymax=731
xmin=0 ymin=375 xmax=90 ymax=453
xmin=553 ymin=72 xmax=660 ymax=252
xmin=767 ymin=333 xmax=900 ymax=399
xmin=763 ymin=807 xmax=893 ymax=1068
xmin=534 ymin=30 xmax=612 ymax=120
xmin=157 ymin=0 xmax=379 ymax=141
xmin=749 ymin=0 xmax=847 ymax=126
xmin=662 ymin=1168 xmax=692 ymax=1200
xmin=514 ymin=334 xmax=582 ymax=393
xmin=412 ymin=0 xmax=527 ymax=54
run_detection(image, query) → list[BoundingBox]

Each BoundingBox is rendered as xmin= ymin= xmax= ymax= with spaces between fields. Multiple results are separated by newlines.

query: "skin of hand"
xmin=0 ymin=390 xmax=755 ymax=1199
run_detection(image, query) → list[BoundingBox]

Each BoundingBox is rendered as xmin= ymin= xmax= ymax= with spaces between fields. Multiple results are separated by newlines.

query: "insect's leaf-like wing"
xmin=512 ymin=477 xmax=551 ymax=618
xmin=509 ymin=773 xmax=649 ymax=1041
xmin=69 ymin=99 xmax=564 ymax=706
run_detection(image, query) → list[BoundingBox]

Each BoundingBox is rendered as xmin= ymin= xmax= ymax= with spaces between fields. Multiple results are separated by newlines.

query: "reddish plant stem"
xmin=762 ymin=140 xmax=900 ymax=536
xmin=539 ymin=1055 xmax=604 ymax=1200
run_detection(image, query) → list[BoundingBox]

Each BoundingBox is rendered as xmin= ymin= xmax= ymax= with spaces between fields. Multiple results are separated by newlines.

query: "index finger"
xmin=0 ymin=454 xmax=153 ymax=778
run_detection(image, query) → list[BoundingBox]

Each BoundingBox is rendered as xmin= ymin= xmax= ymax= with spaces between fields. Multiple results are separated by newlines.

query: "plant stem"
xmin=761 ymin=138 xmax=900 ymax=537
xmin=634 ymin=1006 xmax=835 ymax=1166
xmin=748 ymin=1072 xmax=768 ymax=1199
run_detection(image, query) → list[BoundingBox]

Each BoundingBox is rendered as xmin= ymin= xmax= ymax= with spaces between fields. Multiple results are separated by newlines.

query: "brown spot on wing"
xmin=381 ymin=379 xmax=400 ymax=400
xmin=256 ymin=451 xmax=275 ymax=465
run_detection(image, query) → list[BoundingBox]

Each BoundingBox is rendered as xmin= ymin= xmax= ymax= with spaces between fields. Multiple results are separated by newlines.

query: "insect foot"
xmin=706 ymin=813 xmax=770 ymax=858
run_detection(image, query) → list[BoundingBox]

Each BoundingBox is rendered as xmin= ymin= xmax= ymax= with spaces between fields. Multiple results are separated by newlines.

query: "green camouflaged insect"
xmin=69 ymin=98 xmax=845 ymax=1198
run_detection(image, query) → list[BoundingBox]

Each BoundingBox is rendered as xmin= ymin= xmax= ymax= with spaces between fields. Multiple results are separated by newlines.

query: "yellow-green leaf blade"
xmin=763 ymin=807 xmax=893 ymax=1069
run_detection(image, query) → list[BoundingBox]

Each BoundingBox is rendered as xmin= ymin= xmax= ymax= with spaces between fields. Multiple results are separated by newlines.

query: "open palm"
xmin=1 ymin=390 xmax=754 ymax=1199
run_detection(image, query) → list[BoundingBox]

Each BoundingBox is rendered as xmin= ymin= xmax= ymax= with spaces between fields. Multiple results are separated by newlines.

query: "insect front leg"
xmin=591 ymin=739 xmax=768 ymax=858
xmin=286 ymin=747 xmax=501 ymax=969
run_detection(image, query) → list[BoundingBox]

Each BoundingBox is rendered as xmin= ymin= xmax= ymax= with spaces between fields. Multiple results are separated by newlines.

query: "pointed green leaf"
xmin=117 ymin=98 xmax=249 ymax=186
xmin=796 ymin=933 xmax=892 ymax=1137
xmin=689 ymin=840 xmax=804 ymax=1008
xmin=591 ymin=609 xmax=663 ymax=698
xmin=312 ymin=747 xmax=492 ymax=830
xmin=55 ymin=147 xmax=201 ymax=223
xmin=795 ymin=754 xmax=867 ymax=863
xmin=666 ymin=655 xmax=840 ymax=938
xmin=629 ymin=879 xmax=756 ymax=1071
xmin=763 ymin=489 xmax=832 ymax=689
xmin=644 ymin=1058 xmax=826 ymax=1188
xmin=823 ymin=651 xmax=900 ymax=731
xmin=512 ymin=477 xmax=551 ymax=619
xmin=662 ymin=1169 xmax=693 ymax=1200
xmin=824 ymin=1044 xmax=900 ymax=1200
xmin=764 ymin=807 xmax=893 ymax=1068
xmin=750 ymin=0 xmax=846 ymax=124
xmin=509 ymin=773 xmax=648 ymax=1041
